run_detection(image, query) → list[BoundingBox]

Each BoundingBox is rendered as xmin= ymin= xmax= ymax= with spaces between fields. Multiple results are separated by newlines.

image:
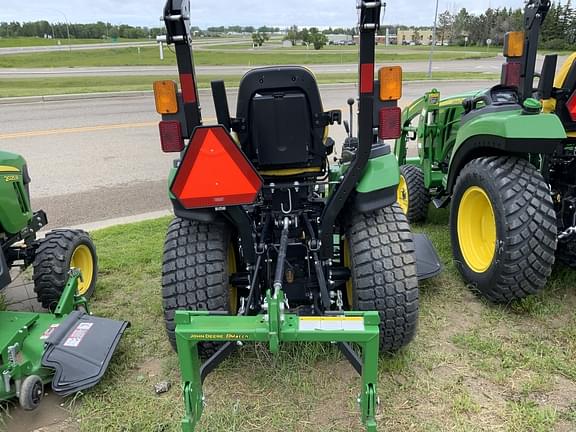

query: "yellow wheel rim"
xmin=457 ymin=186 xmax=497 ymax=273
xmin=397 ymin=175 xmax=409 ymax=214
xmin=70 ymin=245 xmax=94 ymax=296
xmin=342 ymin=238 xmax=354 ymax=308
xmin=228 ymin=244 xmax=238 ymax=313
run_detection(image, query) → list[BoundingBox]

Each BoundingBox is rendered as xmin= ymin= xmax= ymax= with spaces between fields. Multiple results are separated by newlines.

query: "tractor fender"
xmin=445 ymin=111 xmax=566 ymax=194
xmin=353 ymin=144 xmax=400 ymax=213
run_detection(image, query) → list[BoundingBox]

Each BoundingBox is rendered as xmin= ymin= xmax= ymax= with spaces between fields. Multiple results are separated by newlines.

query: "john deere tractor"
xmin=154 ymin=1 xmax=440 ymax=430
xmin=395 ymin=0 xmax=576 ymax=303
xmin=0 ymin=151 xmax=128 ymax=410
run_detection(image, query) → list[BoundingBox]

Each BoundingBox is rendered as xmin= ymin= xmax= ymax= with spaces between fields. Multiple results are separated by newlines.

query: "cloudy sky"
xmin=1 ymin=0 xmax=525 ymax=28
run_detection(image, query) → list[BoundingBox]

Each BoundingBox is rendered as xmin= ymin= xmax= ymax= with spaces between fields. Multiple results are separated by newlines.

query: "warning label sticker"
xmin=40 ymin=324 xmax=60 ymax=340
xmin=63 ymin=322 xmax=94 ymax=348
xmin=299 ymin=317 xmax=365 ymax=332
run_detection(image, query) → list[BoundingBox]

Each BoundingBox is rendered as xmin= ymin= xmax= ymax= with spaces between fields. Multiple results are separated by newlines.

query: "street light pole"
xmin=51 ymin=9 xmax=71 ymax=51
xmin=427 ymin=0 xmax=440 ymax=78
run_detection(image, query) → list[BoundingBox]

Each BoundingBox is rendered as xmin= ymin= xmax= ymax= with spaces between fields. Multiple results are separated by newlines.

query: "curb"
xmin=0 ymin=90 xmax=154 ymax=105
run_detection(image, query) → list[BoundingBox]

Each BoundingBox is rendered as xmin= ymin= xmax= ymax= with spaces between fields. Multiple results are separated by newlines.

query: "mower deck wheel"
xmin=19 ymin=375 xmax=44 ymax=411
xmin=450 ymin=156 xmax=557 ymax=302
xmin=345 ymin=204 xmax=419 ymax=353
xmin=33 ymin=230 xmax=97 ymax=311
xmin=161 ymin=218 xmax=236 ymax=358
xmin=398 ymin=165 xmax=430 ymax=223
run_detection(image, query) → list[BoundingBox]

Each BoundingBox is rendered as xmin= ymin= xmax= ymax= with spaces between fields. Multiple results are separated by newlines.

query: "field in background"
xmin=2 ymin=211 xmax=575 ymax=431
xmin=0 ymin=72 xmax=499 ymax=98
xmin=0 ymin=37 xmax=150 ymax=48
xmin=0 ymin=45 xmax=496 ymax=68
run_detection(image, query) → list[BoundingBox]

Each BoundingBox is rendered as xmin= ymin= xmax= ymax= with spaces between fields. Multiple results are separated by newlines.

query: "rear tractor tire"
xmin=161 ymin=218 xmax=238 ymax=359
xmin=450 ymin=156 xmax=557 ymax=303
xmin=33 ymin=230 xmax=97 ymax=311
xmin=398 ymin=165 xmax=430 ymax=224
xmin=344 ymin=204 xmax=419 ymax=353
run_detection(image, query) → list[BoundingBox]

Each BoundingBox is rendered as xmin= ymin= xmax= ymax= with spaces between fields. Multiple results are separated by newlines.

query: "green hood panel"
xmin=0 ymin=151 xmax=31 ymax=235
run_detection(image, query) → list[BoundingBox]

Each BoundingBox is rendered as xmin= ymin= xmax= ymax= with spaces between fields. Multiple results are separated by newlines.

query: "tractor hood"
xmin=0 ymin=151 xmax=26 ymax=174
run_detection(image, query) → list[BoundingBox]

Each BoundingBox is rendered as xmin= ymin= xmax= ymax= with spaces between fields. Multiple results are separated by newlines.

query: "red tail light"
xmin=378 ymin=107 xmax=401 ymax=140
xmin=171 ymin=126 xmax=263 ymax=209
xmin=502 ymin=61 xmax=521 ymax=88
xmin=159 ymin=121 xmax=185 ymax=153
xmin=567 ymin=92 xmax=576 ymax=122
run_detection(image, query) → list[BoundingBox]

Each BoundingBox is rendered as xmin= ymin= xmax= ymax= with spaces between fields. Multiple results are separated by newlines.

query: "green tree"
xmin=252 ymin=32 xmax=270 ymax=47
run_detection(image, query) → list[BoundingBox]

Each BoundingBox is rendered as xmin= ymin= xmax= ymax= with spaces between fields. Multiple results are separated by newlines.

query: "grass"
xmin=0 ymin=72 xmax=499 ymax=98
xmin=0 ymin=37 xmax=149 ymax=48
xmin=1 ymin=206 xmax=575 ymax=431
xmin=0 ymin=46 xmax=496 ymax=68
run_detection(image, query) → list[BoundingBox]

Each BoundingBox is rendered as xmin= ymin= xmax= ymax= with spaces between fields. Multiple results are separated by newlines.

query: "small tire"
xmin=345 ymin=205 xmax=419 ymax=353
xmin=33 ymin=230 xmax=98 ymax=311
xmin=398 ymin=165 xmax=430 ymax=223
xmin=450 ymin=156 xmax=557 ymax=303
xmin=19 ymin=375 xmax=44 ymax=411
xmin=161 ymin=218 xmax=236 ymax=358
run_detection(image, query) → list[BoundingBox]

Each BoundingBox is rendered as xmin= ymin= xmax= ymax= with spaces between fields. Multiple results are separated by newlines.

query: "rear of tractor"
xmin=154 ymin=1 xmax=440 ymax=430
xmin=0 ymin=153 xmax=128 ymax=411
xmin=395 ymin=0 xmax=576 ymax=303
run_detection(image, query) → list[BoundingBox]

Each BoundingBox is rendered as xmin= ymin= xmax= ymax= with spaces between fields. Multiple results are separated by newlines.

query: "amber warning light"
xmin=171 ymin=126 xmax=263 ymax=209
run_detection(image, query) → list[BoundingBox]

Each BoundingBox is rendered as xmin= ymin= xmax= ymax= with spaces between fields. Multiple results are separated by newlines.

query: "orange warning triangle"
xmin=171 ymin=126 xmax=262 ymax=209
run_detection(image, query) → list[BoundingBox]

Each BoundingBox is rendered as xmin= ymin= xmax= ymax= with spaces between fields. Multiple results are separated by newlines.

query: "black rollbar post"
xmin=519 ymin=0 xmax=551 ymax=101
xmin=163 ymin=0 xmax=202 ymax=133
xmin=318 ymin=1 xmax=382 ymax=259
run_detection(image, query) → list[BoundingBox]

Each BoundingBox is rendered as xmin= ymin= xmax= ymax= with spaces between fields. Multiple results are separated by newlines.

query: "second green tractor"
xmin=395 ymin=0 xmax=576 ymax=302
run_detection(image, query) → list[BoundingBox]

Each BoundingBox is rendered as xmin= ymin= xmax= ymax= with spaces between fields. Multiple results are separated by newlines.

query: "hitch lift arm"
xmin=175 ymin=218 xmax=381 ymax=431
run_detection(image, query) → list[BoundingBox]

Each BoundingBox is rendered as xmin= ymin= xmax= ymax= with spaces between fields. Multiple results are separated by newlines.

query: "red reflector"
xmin=171 ymin=126 xmax=263 ymax=209
xmin=360 ymin=63 xmax=374 ymax=94
xmin=502 ymin=62 xmax=521 ymax=88
xmin=159 ymin=121 xmax=185 ymax=153
xmin=378 ymin=107 xmax=401 ymax=140
xmin=180 ymin=73 xmax=197 ymax=103
xmin=567 ymin=92 xmax=576 ymax=122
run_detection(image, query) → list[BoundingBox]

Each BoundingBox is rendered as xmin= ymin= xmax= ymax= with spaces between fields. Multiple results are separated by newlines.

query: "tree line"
xmin=2 ymin=1 xmax=575 ymax=49
xmin=433 ymin=1 xmax=576 ymax=49
xmin=0 ymin=21 xmax=163 ymax=40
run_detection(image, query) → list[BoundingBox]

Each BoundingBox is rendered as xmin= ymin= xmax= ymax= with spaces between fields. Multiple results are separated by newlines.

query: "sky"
xmin=0 ymin=0 xmax=526 ymax=28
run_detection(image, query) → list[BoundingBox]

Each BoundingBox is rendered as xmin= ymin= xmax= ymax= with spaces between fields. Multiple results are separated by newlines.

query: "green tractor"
xmin=154 ymin=1 xmax=441 ymax=430
xmin=0 ymin=151 xmax=128 ymax=410
xmin=395 ymin=0 xmax=576 ymax=302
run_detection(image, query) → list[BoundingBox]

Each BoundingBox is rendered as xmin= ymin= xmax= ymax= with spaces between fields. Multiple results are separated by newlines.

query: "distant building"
xmin=282 ymin=40 xmax=293 ymax=48
xmin=397 ymin=28 xmax=434 ymax=46
xmin=326 ymin=34 xmax=353 ymax=45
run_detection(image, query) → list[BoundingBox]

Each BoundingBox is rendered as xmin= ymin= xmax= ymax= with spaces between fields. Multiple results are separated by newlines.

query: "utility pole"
xmin=427 ymin=0 xmax=440 ymax=78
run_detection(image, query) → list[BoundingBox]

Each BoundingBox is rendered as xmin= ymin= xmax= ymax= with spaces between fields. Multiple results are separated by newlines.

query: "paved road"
xmin=0 ymin=38 xmax=247 ymax=56
xmin=0 ymin=58 xmax=506 ymax=78
xmin=1 ymin=55 xmax=565 ymax=79
xmin=0 ymin=80 xmax=491 ymax=229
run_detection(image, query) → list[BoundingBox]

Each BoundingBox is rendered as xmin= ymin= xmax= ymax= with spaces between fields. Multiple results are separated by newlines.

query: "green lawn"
xmin=0 ymin=72 xmax=499 ymax=98
xmin=2 ymin=207 xmax=575 ymax=431
xmin=0 ymin=46 xmax=496 ymax=68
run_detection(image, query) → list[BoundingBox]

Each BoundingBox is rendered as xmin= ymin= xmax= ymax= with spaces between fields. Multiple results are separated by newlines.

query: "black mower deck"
xmin=42 ymin=311 xmax=129 ymax=396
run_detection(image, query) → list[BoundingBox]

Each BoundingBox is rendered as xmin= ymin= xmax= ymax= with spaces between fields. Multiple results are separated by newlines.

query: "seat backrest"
xmin=235 ymin=67 xmax=327 ymax=174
